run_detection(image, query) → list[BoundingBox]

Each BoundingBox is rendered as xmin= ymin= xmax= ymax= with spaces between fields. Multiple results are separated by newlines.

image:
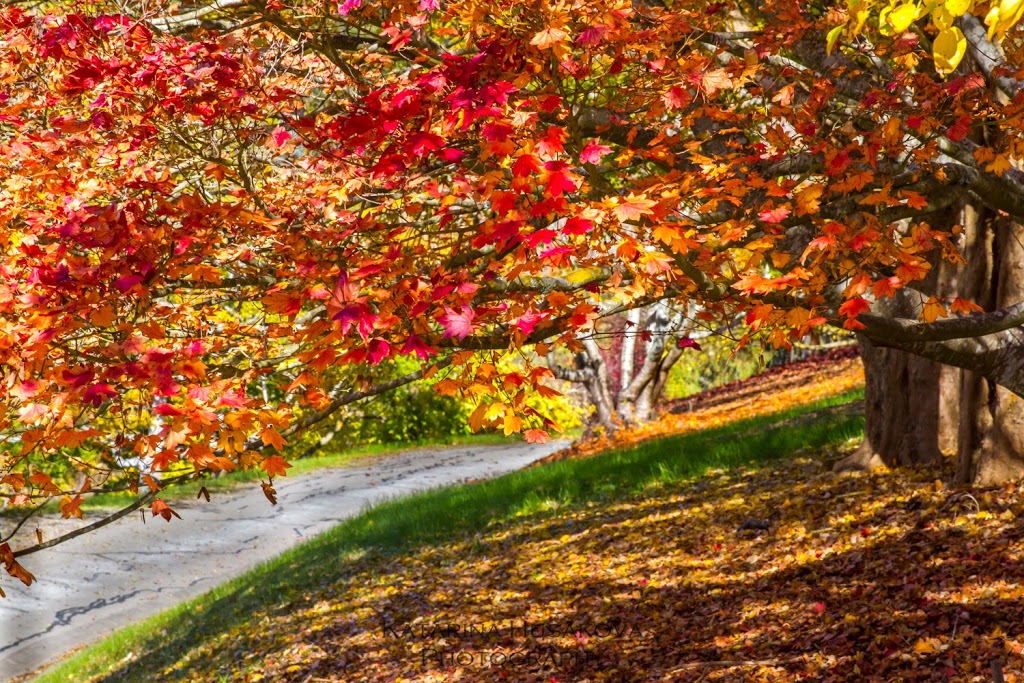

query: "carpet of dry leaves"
xmin=144 ymin=354 xmax=1024 ymax=683
xmin=178 ymin=447 xmax=1024 ymax=683
xmin=535 ymin=351 xmax=866 ymax=466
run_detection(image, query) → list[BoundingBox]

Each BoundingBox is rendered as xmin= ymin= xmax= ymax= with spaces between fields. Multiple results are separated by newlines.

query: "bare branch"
xmin=145 ymin=0 xmax=250 ymax=31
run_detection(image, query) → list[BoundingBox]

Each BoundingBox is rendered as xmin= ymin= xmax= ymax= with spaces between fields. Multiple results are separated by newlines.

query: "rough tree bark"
xmin=834 ymin=328 xmax=942 ymax=473
xmin=836 ymin=205 xmax=1024 ymax=484
xmin=955 ymin=212 xmax=1024 ymax=484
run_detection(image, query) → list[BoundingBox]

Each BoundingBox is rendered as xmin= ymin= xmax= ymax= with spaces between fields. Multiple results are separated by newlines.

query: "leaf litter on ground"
xmin=210 ymin=450 xmax=1024 ymax=682
xmin=535 ymin=350 xmax=865 ymax=466
xmin=43 ymin=353 xmax=1024 ymax=682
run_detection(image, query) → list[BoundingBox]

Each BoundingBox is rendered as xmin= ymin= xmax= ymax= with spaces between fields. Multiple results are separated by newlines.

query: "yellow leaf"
xmin=849 ymin=0 xmax=872 ymax=31
xmin=931 ymin=5 xmax=954 ymax=29
xmin=484 ymin=402 xmax=508 ymax=421
xmin=854 ymin=7 xmax=872 ymax=32
xmin=888 ymin=3 xmax=918 ymax=33
xmin=933 ymin=26 xmax=967 ymax=75
xmin=986 ymin=3 xmax=1003 ymax=37
xmin=988 ymin=0 xmax=1024 ymax=39
xmin=1000 ymin=0 xmax=1024 ymax=30
xmin=878 ymin=6 xmax=895 ymax=35
xmin=502 ymin=413 xmax=523 ymax=436
xmin=944 ymin=0 xmax=970 ymax=14
xmin=826 ymin=25 xmax=844 ymax=55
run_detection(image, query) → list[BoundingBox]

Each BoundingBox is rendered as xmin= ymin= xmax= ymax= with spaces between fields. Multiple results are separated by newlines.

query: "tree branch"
xmin=866 ymin=327 xmax=1024 ymax=398
xmin=145 ymin=0 xmax=250 ymax=31
xmin=958 ymin=14 xmax=1024 ymax=99
xmin=11 ymin=473 xmax=192 ymax=558
xmin=859 ymin=300 xmax=1024 ymax=343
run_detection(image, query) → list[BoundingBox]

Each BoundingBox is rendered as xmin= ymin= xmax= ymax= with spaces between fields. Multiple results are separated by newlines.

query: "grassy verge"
xmin=34 ymin=389 xmax=864 ymax=683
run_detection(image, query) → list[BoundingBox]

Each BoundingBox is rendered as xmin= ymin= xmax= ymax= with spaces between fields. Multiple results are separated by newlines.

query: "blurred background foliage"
xmin=662 ymin=335 xmax=764 ymax=400
xmin=15 ymin=341 xmax=782 ymax=497
xmin=298 ymin=353 xmax=586 ymax=454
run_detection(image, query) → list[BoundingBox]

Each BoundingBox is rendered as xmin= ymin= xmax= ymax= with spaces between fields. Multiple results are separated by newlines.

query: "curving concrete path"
xmin=0 ymin=439 xmax=567 ymax=681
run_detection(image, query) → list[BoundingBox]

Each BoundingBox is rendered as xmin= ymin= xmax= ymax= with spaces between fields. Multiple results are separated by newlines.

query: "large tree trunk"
xmin=955 ymin=213 xmax=1024 ymax=484
xmin=837 ymin=206 xmax=1024 ymax=484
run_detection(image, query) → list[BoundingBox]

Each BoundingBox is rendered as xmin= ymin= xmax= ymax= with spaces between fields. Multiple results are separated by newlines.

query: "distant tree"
xmin=549 ymin=303 xmax=698 ymax=431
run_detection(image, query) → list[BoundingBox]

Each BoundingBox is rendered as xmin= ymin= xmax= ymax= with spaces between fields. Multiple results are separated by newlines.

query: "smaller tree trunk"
xmin=835 ymin=289 xmax=942 ymax=472
xmin=616 ymin=303 xmax=678 ymax=423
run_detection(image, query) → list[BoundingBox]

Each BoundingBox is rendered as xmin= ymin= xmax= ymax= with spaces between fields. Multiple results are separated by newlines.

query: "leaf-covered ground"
xmin=39 ymin=359 xmax=1024 ymax=683
xmin=159 ymin=449 xmax=1024 ymax=683
xmin=103 ymin=432 xmax=1024 ymax=683
xmin=536 ymin=350 xmax=865 ymax=466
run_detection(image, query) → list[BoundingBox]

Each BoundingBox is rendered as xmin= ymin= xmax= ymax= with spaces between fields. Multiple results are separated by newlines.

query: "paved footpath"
xmin=0 ymin=439 xmax=566 ymax=681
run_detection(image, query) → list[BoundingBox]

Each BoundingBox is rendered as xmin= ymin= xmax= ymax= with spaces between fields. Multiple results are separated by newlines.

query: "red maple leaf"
xmin=401 ymin=334 xmax=437 ymax=360
xmin=758 ymin=206 xmax=791 ymax=223
xmin=543 ymin=160 xmax=577 ymax=196
xmin=367 ymin=338 xmax=390 ymax=364
xmin=536 ymin=126 xmax=566 ymax=156
xmin=440 ymin=305 xmax=477 ymax=340
xmin=838 ymin=297 xmax=871 ymax=318
xmin=580 ymin=140 xmax=611 ymax=164
xmin=677 ymin=337 xmax=702 ymax=350
xmin=512 ymin=153 xmax=543 ymax=177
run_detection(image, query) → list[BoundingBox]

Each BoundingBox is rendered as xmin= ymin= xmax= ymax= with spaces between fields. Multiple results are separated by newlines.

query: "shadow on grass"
xmin=35 ymin=391 xmax=865 ymax=683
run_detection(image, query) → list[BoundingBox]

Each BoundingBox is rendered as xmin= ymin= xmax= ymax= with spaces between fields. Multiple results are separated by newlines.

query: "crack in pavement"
xmin=1 ymin=589 xmax=152 ymax=656
xmin=0 ymin=439 xmax=566 ymax=682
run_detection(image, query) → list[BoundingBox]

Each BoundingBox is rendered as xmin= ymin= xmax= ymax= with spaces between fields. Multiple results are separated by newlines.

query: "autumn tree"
xmin=548 ymin=302 xmax=701 ymax=430
xmin=4 ymin=0 xmax=1024 ymax=591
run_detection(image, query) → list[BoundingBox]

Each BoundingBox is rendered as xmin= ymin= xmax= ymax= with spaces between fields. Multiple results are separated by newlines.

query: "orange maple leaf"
xmin=261 ymin=455 xmax=292 ymax=478
xmin=150 ymin=499 xmax=182 ymax=522
xmin=921 ymin=296 xmax=948 ymax=323
xmin=950 ymin=297 xmax=984 ymax=315
xmin=611 ymin=194 xmax=657 ymax=222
